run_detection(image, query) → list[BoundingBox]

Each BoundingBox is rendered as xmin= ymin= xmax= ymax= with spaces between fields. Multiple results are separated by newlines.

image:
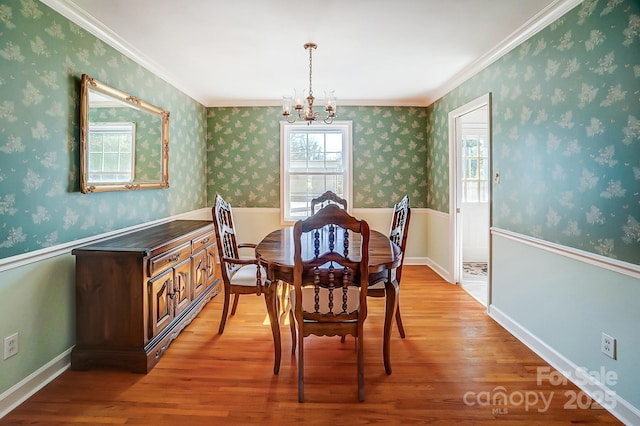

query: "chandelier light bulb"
xmin=293 ymin=89 xmax=304 ymax=109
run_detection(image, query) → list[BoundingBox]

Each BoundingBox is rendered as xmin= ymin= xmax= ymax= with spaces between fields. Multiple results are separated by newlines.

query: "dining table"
xmin=255 ymin=225 xmax=402 ymax=375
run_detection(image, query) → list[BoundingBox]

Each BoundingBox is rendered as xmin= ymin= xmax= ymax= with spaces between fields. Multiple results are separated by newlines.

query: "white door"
xmin=448 ymin=94 xmax=491 ymax=307
xmin=460 ymin=107 xmax=490 ymax=264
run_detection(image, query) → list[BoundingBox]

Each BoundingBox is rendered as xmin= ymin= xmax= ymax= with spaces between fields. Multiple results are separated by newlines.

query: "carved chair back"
xmin=291 ymin=203 xmax=370 ymax=401
xmin=389 ymin=195 xmax=411 ymax=282
xmin=366 ymin=195 xmax=411 ymax=343
xmin=310 ymin=190 xmax=348 ymax=215
xmin=213 ymin=193 xmax=241 ymax=281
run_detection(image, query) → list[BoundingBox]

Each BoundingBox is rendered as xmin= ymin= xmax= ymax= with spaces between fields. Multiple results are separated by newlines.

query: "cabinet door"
xmin=173 ymin=259 xmax=191 ymax=317
xmin=148 ymin=270 xmax=174 ymax=340
xmin=192 ymin=249 xmax=207 ymax=300
xmin=205 ymin=244 xmax=220 ymax=286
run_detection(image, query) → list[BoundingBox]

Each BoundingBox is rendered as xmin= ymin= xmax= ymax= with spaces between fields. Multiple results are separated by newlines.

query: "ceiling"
xmin=48 ymin=0 xmax=566 ymax=107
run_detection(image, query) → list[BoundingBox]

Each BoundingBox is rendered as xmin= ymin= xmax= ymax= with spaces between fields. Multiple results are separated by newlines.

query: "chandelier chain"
xmin=308 ymin=46 xmax=313 ymax=98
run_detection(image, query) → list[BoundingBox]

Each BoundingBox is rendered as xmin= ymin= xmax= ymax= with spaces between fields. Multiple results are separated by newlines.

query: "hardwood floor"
xmin=2 ymin=266 xmax=622 ymax=424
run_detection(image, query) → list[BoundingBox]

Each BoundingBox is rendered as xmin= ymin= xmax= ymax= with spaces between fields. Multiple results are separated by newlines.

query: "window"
xmin=280 ymin=122 xmax=352 ymax=222
xmin=88 ymin=122 xmax=136 ymax=183
xmin=461 ymin=133 xmax=489 ymax=203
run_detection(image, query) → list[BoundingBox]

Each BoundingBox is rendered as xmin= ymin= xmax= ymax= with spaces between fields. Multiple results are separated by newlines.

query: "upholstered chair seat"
xmin=229 ymin=264 xmax=267 ymax=286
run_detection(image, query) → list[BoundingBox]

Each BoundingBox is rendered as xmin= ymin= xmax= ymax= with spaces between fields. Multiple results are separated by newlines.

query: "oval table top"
xmin=255 ymin=226 xmax=401 ymax=283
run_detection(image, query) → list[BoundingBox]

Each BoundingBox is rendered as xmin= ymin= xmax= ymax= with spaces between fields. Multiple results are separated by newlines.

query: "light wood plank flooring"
xmin=1 ymin=266 xmax=622 ymax=424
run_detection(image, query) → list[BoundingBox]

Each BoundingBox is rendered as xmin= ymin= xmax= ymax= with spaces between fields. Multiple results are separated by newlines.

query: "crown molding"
xmin=427 ymin=0 xmax=583 ymax=105
xmin=39 ymin=0 xmax=208 ymax=105
xmin=204 ymin=99 xmax=430 ymax=108
xmin=40 ymin=0 xmax=582 ymax=108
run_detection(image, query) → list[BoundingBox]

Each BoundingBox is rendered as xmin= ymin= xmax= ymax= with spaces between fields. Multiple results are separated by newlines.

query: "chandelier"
xmin=282 ymin=43 xmax=336 ymax=124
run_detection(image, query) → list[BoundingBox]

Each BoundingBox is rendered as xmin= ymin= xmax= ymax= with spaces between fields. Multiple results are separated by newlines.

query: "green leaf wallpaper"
xmin=427 ymin=0 xmax=639 ymax=265
xmin=0 ymin=0 xmax=208 ymax=259
xmin=207 ymin=106 xmax=428 ymax=208
xmin=1 ymin=0 xmax=637 ymax=266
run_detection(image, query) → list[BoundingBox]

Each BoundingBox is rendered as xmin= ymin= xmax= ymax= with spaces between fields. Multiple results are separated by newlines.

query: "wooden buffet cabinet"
xmin=71 ymin=220 xmax=220 ymax=373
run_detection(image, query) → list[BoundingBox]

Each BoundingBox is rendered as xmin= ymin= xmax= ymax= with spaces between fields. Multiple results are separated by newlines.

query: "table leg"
xmin=264 ymin=280 xmax=281 ymax=375
xmin=383 ymin=268 xmax=398 ymax=375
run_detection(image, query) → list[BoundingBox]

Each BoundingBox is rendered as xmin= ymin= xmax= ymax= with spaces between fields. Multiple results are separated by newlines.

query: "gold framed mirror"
xmin=80 ymin=74 xmax=169 ymax=193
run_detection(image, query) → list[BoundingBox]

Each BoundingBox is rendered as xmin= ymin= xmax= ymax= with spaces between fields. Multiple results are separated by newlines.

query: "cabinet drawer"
xmin=192 ymin=231 xmax=214 ymax=253
xmin=148 ymin=242 xmax=191 ymax=277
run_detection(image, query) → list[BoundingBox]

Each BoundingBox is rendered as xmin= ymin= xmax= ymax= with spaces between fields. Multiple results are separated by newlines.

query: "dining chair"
xmin=212 ymin=193 xmax=268 ymax=335
xmin=289 ymin=203 xmax=371 ymax=402
xmin=310 ymin=190 xmax=348 ymax=215
xmin=368 ymin=195 xmax=411 ymax=339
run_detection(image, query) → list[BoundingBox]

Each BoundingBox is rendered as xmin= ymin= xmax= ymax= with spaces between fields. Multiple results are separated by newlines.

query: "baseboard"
xmin=402 ymin=256 xmax=428 ymax=266
xmin=489 ymin=305 xmax=640 ymax=426
xmin=0 ymin=349 xmax=71 ymax=419
xmin=424 ymin=257 xmax=451 ymax=283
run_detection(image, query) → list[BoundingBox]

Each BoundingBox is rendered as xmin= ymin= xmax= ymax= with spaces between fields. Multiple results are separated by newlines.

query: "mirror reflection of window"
xmin=88 ymin=122 xmax=136 ymax=183
xmin=80 ymin=74 xmax=170 ymax=193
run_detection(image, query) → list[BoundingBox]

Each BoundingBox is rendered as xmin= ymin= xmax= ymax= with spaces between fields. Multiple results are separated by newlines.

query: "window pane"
xmin=307 ymin=133 xmax=325 ymax=161
xmin=103 ymin=136 xmax=119 ymax=152
xmin=479 ymin=181 xmax=489 ymax=203
xmin=308 ymin=175 xmax=326 ymax=197
xmin=465 ymin=139 xmax=478 ymax=156
xmin=289 ymin=175 xmax=310 ymax=217
xmin=326 ymin=175 xmax=343 ymax=194
xmin=479 ymin=139 xmax=489 ymax=157
xmin=306 ymin=175 xmax=344 ymax=197
xmin=325 ymin=133 xmax=342 ymax=153
xmin=89 ymin=135 xmax=103 ymax=152
xmin=464 ymin=181 xmax=478 ymax=203
xmin=479 ymin=158 xmax=488 ymax=179
xmin=467 ymin=159 xmax=478 ymax=179
xmin=325 ymin=152 xmax=343 ymax=171
xmin=120 ymin=153 xmax=132 ymax=170
xmin=103 ymin=153 xmax=119 ymax=171
xmin=88 ymin=153 xmax=102 ymax=171
xmin=290 ymin=133 xmax=307 ymax=162
xmin=119 ymin=136 xmax=132 ymax=152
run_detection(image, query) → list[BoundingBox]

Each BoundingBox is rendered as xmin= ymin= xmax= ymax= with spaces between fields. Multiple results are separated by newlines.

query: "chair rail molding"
xmin=0 ymin=210 xmax=207 ymax=273
xmin=491 ymin=227 xmax=640 ymax=280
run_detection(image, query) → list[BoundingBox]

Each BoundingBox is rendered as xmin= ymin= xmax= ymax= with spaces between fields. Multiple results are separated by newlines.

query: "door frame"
xmin=448 ymin=93 xmax=492 ymax=306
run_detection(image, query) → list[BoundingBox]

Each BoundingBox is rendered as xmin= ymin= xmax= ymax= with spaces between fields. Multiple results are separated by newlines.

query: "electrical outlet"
xmin=601 ymin=332 xmax=616 ymax=359
xmin=3 ymin=333 xmax=19 ymax=360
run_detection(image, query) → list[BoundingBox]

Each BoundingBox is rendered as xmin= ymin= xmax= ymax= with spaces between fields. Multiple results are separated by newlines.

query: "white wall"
xmin=424 ymin=209 xmax=451 ymax=280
